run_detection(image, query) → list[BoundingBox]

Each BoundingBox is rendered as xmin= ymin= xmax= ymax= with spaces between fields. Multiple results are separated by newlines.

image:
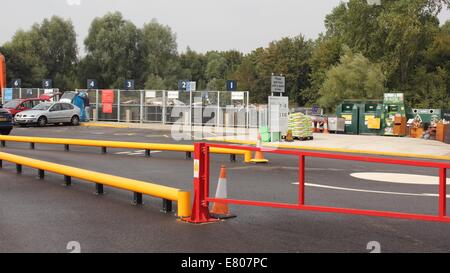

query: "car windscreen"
xmin=3 ymin=100 xmax=21 ymax=109
xmin=32 ymin=103 xmax=52 ymax=111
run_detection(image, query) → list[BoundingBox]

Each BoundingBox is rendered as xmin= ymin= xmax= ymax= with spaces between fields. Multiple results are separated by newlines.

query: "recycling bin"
xmin=336 ymin=103 xmax=359 ymax=135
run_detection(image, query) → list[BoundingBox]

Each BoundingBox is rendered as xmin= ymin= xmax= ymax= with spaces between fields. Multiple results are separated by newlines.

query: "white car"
xmin=15 ymin=102 xmax=81 ymax=127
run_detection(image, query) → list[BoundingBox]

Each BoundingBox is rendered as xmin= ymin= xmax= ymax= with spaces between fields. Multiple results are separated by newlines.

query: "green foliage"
xmin=1 ymin=2 xmax=449 ymax=111
xmin=1 ymin=16 xmax=77 ymax=89
xmin=83 ymin=12 xmax=142 ymax=89
xmin=145 ymin=74 xmax=167 ymax=90
xmin=140 ymin=19 xmax=180 ymax=89
xmin=316 ymin=0 xmax=450 ymax=110
xmin=318 ymin=47 xmax=386 ymax=111
xmin=179 ymin=47 xmax=208 ymax=90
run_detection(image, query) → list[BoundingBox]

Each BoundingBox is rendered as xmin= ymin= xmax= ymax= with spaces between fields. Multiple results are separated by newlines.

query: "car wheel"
xmin=37 ymin=116 xmax=47 ymax=127
xmin=0 ymin=129 xmax=12 ymax=135
xmin=71 ymin=115 xmax=80 ymax=126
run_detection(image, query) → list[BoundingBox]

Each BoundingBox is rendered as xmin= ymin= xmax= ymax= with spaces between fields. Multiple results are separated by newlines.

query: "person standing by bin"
xmin=81 ymin=92 xmax=90 ymax=121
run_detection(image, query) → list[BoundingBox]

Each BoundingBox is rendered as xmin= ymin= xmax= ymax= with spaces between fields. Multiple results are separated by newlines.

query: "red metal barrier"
xmin=185 ymin=142 xmax=450 ymax=224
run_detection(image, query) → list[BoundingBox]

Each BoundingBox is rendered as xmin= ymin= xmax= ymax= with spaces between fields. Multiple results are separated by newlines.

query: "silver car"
xmin=14 ymin=102 xmax=81 ymax=127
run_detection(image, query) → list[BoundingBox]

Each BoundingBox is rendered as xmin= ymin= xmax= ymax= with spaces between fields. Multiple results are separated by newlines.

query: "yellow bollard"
xmin=244 ymin=150 xmax=252 ymax=163
xmin=177 ymin=191 xmax=191 ymax=218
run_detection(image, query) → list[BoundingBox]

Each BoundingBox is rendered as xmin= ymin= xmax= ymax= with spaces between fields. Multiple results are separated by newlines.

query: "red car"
xmin=3 ymin=97 xmax=51 ymax=117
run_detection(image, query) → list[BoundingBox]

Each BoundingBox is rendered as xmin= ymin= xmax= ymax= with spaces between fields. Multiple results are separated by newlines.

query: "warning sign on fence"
xmin=102 ymin=89 xmax=114 ymax=114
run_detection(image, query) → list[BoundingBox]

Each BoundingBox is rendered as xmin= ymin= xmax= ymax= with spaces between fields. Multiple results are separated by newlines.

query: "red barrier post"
xmin=184 ymin=142 xmax=218 ymax=223
xmin=298 ymin=155 xmax=305 ymax=206
xmin=439 ymin=168 xmax=447 ymax=217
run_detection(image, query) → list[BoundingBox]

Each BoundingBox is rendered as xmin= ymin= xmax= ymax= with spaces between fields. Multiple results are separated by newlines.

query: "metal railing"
xmin=0 ymin=135 xmax=252 ymax=163
xmin=185 ymin=142 xmax=450 ymax=224
xmin=0 ymin=151 xmax=191 ymax=218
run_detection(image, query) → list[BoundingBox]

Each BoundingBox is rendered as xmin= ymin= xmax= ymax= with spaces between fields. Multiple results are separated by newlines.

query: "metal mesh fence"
xmin=143 ymin=90 xmax=164 ymax=123
xmin=2 ymin=88 xmax=271 ymax=128
xmin=2 ymin=88 xmax=60 ymax=104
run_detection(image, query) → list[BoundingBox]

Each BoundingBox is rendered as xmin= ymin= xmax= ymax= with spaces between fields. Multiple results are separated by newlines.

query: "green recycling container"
xmin=336 ymin=102 xmax=359 ymax=135
xmin=406 ymin=108 xmax=442 ymax=123
xmin=358 ymin=102 xmax=383 ymax=135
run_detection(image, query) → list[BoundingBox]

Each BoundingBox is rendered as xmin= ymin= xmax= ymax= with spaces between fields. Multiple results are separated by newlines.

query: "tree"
xmin=243 ymin=36 xmax=313 ymax=104
xmin=1 ymin=30 xmax=46 ymax=87
xmin=179 ymin=47 xmax=208 ymax=90
xmin=405 ymin=65 xmax=448 ymax=108
xmin=309 ymin=35 xmax=344 ymax=104
xmin=318 ymin=47 xmax=386 ymax=110
xmin=205 ymin=52 xmax=228 ymax=80
xmin=140 ymin=19 xmax=180 ymax=89
xmin=145 ymin=74 xmax=167 ymax=90
xmin=321 ymin=0 xmax=449 ymax=89
xmin=232 ymin=48 xmax=267 ymax=102
xmin=1 ymin=16 xmax=78 ymax=89
xmin=84 ymin=12 xmax=143 ymax=88
xmin=36 ymin=17 xmax=78 ymax=90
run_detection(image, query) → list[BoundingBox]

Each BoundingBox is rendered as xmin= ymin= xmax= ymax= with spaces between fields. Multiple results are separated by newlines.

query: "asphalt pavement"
xmin=0 ymin=125 xmax=449 ymax=252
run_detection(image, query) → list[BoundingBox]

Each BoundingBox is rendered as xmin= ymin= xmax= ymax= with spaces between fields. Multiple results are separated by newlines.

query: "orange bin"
xmin=436 ymin=123 xmax=448 ymax=142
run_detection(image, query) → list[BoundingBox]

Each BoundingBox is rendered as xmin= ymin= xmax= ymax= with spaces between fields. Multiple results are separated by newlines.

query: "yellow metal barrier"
xmin=0 ymin=135 xmax=252 ymax=163
xmin=0 ymin=151 xmax=191 ymax=218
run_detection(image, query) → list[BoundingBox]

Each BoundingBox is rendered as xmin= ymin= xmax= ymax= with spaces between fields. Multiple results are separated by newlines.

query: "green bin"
xmin=336 ymin=103 xmax=359 ymax=134
xmin=358 ymin=102 xmax=383 ymax=135
xmin=259 ymin=126 xmax=271 ymax=142
xmin=406 ymin=108 xmax=442 ymax=123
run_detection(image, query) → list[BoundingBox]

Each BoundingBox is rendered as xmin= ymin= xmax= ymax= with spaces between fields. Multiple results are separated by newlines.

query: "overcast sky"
xmin=1 ymin=0 xmax=449 ymax=54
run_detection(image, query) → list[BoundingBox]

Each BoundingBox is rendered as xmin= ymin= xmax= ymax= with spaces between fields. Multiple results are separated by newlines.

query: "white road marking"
xmin=115 ymin=150 xmax=162 ymax=156
xmin=350 ymin=172 xmax=450 ymax=185
xmin=291 ymin=182 xmax=450 ymax=198
xmin=145 ymin=134 xmax=169 ymax=138
xmin=114 ymin=133 xmax=136 ymax=136
xmin=116 ymin=151 xmax=133 ymax=154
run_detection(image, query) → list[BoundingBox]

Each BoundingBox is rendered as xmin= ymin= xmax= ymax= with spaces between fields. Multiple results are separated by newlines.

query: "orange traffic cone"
xmin=250 ymin=133 xmax=269 ymax=163
xmin=210 ymin=165 xmax=236 ymax=219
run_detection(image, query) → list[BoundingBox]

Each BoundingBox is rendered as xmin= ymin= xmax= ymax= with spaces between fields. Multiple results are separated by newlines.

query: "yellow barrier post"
xmin=177 ymin=191 xmax=191 ymax=218
xmin=0 ymin=135 xmax=250 ymax=163
xmin=0 ymin=151 xmax=192 ymax=218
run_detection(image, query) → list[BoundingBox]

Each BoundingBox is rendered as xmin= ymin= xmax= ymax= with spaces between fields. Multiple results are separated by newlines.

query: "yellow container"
xmin=368 ymin=118 xmax=381 ymax=129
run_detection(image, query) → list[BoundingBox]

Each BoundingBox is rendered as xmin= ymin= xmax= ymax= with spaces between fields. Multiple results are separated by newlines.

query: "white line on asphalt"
xmin=115 ymin=150 xmax=161 ymax=155
xmin=291 ymin=182 xmax=450 ymax=198
xmin=114 ymin=133 xmax=136 ymax=136
xmin=350 ymin=172 xmax=450 ymax=185
xmin=116 ymin=151 xmax=133 ymax=154
xmin=145 ymin=134 xmax=169 ymax=138
xmin=115 ymin=150 xmax=162 ymax=156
